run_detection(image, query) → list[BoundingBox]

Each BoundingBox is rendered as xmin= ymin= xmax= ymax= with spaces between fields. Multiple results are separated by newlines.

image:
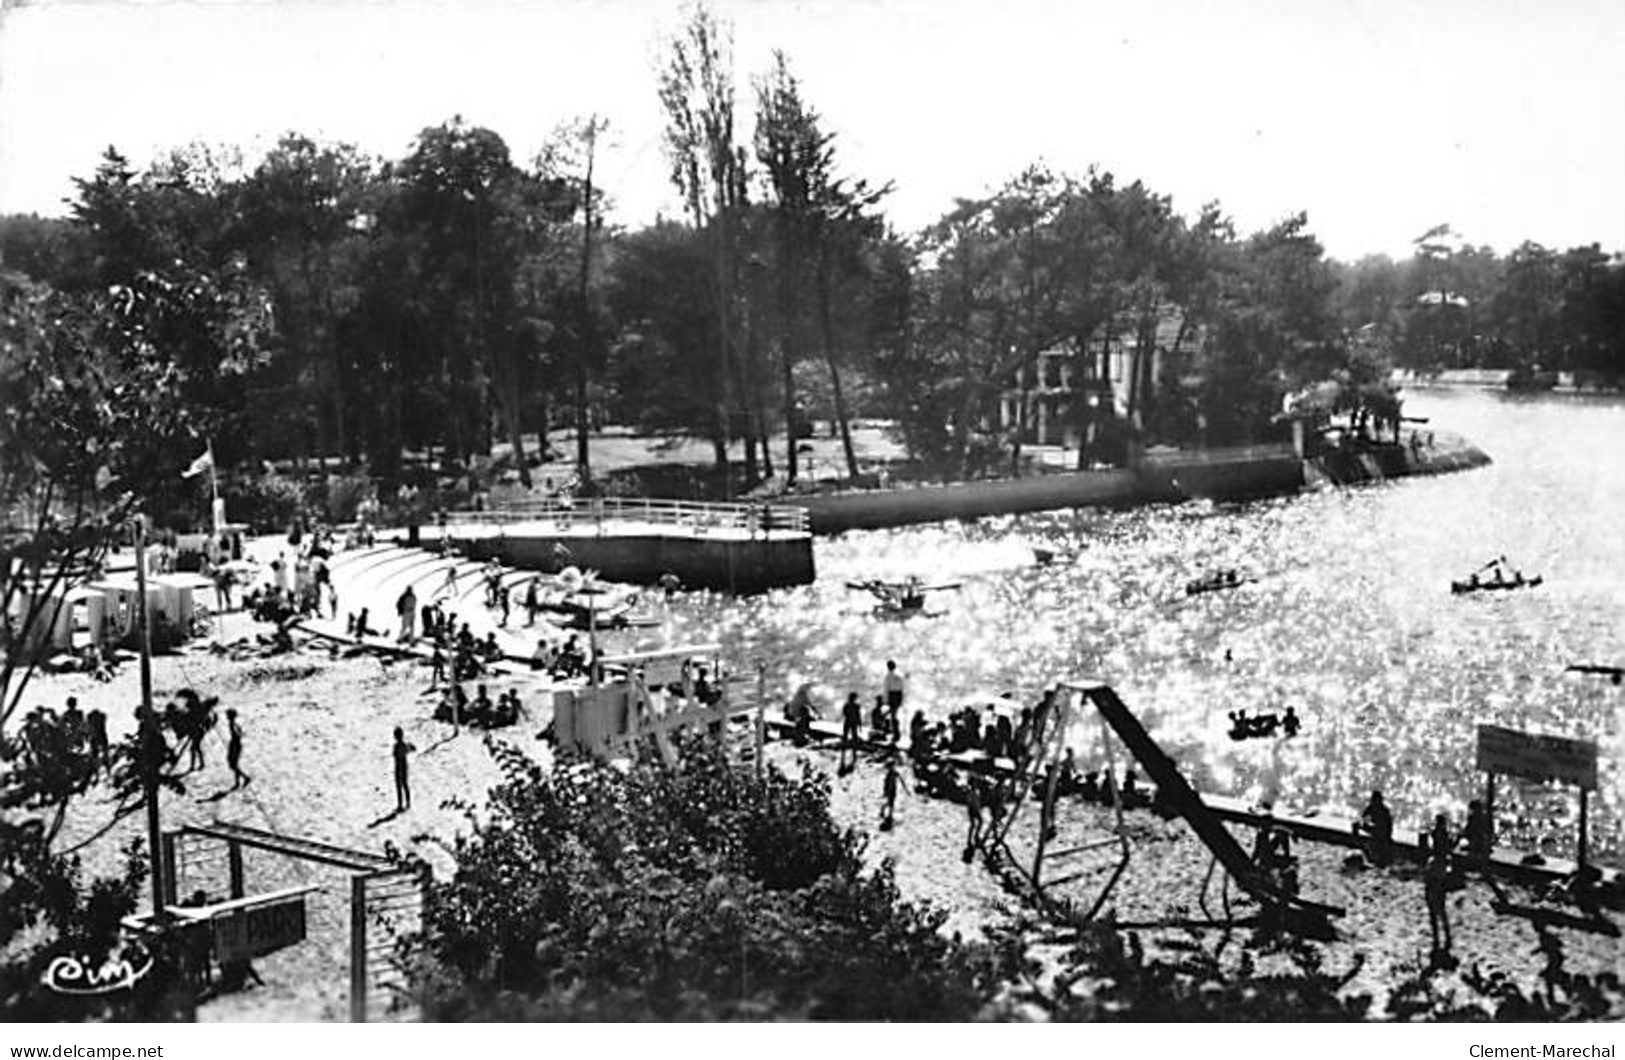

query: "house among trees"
xmin=998 ymin=310 xmax=1196 ymax=453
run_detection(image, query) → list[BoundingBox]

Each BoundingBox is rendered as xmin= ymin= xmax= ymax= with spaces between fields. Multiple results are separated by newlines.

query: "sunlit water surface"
xmin=640 ymin=390 xmax=1623 ymax=864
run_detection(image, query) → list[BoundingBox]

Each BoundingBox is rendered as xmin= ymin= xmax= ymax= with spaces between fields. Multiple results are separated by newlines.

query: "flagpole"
xmin=207 ymin=440 xmax=221 ymax=536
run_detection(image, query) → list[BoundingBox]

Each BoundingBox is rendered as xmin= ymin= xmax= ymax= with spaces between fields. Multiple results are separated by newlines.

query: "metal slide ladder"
xmin=1077 ymin=681 xmax=1343 ymax=935
xmin=983 ymin=693 xmax=1132 ymax=921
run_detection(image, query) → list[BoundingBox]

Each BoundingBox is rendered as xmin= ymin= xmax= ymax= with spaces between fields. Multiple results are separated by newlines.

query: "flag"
xmin=182 ymin=446 xmax=213 ymax=479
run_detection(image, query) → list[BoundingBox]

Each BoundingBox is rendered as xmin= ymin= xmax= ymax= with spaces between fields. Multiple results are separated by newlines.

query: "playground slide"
xmin=1081 ymin=683 xmax=1343 ymax=924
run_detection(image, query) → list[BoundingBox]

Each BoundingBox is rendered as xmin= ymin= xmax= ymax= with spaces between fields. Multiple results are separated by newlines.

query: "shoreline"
xmin=1395 ymin=369 xmax=1625 ymax=395
xmin=26 ymin=622 xmax=1619 ymax=1022
xmin=796 ymin=433 xmax=1491 ymax=535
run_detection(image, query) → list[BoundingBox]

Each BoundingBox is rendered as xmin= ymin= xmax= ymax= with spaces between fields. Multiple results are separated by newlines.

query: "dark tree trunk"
xmin=574 ymin=363 xmax=590 ymax=480
xmin=778 ymin=222 xmax=800 ymax=486
xmin=817 ymin=269 xmax=860 ymax=481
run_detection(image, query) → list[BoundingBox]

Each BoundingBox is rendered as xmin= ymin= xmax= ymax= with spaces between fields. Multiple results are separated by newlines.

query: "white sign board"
xmin=1476 ymin=724 xmax=1598 ymax=790
xmin=212 ymin=893 xmax=308 ymax=964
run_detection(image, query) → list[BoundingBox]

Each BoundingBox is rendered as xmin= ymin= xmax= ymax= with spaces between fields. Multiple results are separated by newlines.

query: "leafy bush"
xmin=406 ymin=739 xmax=1006 ymax=1020
xmin=309 ymin=472 xmax=373 ymax=524
xmin=1020 ymin=920 xmax=1372 ymax=1021
xmin=222 ymin=470 xmax=308 ymax=533
xmin=1385 ymin=929 xmax=1625 ymax=1022
xmin=1004 ymin=910 xmax=1623 ymax=1023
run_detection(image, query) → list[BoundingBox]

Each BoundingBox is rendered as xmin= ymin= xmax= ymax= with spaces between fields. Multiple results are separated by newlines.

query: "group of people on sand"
xmin=11 ymin=695 xmax=114 ymax=792
xmin=906 ymin=686 xmax=1057 ymax=769
xmin=246 ymin=523 xmax=343 ymax=623
xmin=1353 ymin=790 xmax=1497 ymax=873
xmin=1347 ymin=789 xmax=1596 ymax=961
xmin=529 ymin=632 xmax=589 ymax=680
xmin=12 ymin=691 xmax=252 ymax=795
xmin=432 ymin=681 xmax=524 ymax=730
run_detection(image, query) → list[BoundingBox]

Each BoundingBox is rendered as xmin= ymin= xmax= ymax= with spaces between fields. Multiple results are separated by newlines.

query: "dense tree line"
xmin=1330 ymin=224 xmax=1625 ymax=381
xmin=3 ymin=6 xmax=1623 ymax=510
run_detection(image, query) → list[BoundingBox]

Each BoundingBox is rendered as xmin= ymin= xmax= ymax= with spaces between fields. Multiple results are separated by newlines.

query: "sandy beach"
xmin=28 ymin=591 xmax=1619 ymax=1022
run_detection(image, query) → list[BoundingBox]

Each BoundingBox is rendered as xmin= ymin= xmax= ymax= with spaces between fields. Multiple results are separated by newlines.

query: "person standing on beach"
xmin=1423 ymin=844 xmax=1455 ymax=960
xmin=430 ymin=645 xmax=446 ymax=689
xmin=212 ymin=560 xmax=233 ymax=615
xmin=396 ymin=584 xmax=417 ymax=644
xmin=1463 ymin=799 xmax=1493 ymax=860
xmin=839 ymin=692 xmax=863 ymax=774
xmin=880 ymin=756 xmax=900 ymax=831
xmin=841 ymin=692 xmax=863 ymax=746
xmin=1355 ymin=790 xmax=1394 ymax=867
xmin=883 ymin=660 xmax=905 ymax=736
xmin=86 ymin=708 xmax=109 ymax=779
xmin=312 ymin=553 xmax=330 ymax=617
xmin=963 ymin=779 xmax=984 ymax=862
xmin=392 ymin=727 xmax=415 ymax=811
xmin=226 ymin=709 xmax=250 ymax=789
xmin=524 ymin=576 xmax=540 ymax=626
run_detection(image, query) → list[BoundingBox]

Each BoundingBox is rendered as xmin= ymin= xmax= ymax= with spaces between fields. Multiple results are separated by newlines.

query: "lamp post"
xmin=132 ymin=517 xmax=165 ymax=922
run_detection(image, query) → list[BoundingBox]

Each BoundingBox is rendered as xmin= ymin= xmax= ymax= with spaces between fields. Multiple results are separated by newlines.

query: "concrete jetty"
xmin=440 ymin=498 xmax=815 ymax=594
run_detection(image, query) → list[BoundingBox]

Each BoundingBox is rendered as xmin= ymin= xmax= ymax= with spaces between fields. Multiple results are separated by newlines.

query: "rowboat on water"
xmin=1451 ymin=573 xmax=1542 ymax=595
xmin=1185 ymin=569 xmax=1249 ymax=596
xmin=1452 ymin=555 xmax=1543 ymax=595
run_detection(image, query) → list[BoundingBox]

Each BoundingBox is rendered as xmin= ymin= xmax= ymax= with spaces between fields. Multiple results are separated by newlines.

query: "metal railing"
xmin=443 ymin=496 xmax=810 ymax=537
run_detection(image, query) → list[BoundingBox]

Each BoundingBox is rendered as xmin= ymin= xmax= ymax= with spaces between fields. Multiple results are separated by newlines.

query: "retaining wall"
xmin=800 ymin=437 xmax=1489 ymax=535
xmin=453 ymin=531 xmax=815 ymax=595
xmin=797 ymin=468 xmax=1142 ymax=535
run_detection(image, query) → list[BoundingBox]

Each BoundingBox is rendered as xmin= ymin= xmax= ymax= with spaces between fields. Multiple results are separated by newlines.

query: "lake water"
xmin=657 ymin=389 xmax=1623 ymax=865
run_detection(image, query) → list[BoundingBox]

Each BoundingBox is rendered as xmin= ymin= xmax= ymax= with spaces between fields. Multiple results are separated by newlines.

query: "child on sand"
xmin=880 ymin=756 xmax=900 ymax=832
xmin=392 ymin=727 xmax=416 ymax=811
xmin=226 ymin=709 xmax=250 ymax=789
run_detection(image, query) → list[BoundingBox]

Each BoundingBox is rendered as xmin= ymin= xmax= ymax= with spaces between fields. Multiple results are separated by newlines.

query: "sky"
xmin=1 ymin=0 xmax=1622 ymax=262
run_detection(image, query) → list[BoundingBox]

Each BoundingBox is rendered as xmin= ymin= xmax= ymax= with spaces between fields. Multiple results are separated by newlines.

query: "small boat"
xmin=1450 ymin=574 xmax=1542 ymax=595
xmin=1185 ymin=569 xmax=1249 ymax=596
xmin=539 ymin=596 xmax=659 ymax=631
xmin=538 ymin=576 xmax=658 ymax=630
xmin=1565 ymin=663 xmax=1624 ymax=685
xmin=847 ymin=577 xmax=961 ymax=617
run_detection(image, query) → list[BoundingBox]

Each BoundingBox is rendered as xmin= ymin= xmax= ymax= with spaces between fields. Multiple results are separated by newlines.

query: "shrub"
xmin=310 ymin=473 xmax=373 ymax=524
xmin=222 ymin=471 xmax=308 ymax=533
xmin=406 ymin=739 xmax=1005 ymax=1021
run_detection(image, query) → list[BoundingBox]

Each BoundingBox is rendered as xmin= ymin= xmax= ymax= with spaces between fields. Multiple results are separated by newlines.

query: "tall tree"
xmin=753 ymin=51 xmax=825 ymax=486
xmin=395 ymin=118 xmax=525 ymax=475
xmin=658 ymin=1 xmax=745 ymax=484
xmin=234 ymin=135 xmax=376 ymax=467
xmin=604 ymin=221 xmax=721 ymax=440
xmin=533 ymin=118 xmax=614 ymax=488
xmin=569 ymin=118 xmax=608 ymax=484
